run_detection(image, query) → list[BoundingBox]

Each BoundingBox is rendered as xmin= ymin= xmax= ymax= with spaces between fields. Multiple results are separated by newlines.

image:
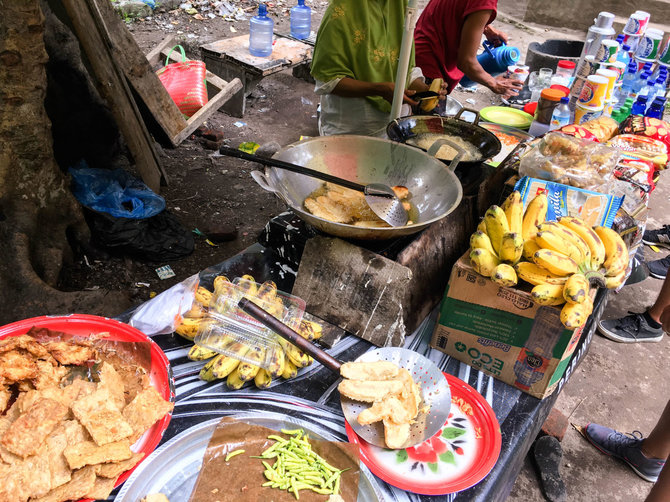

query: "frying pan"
xmin=247 ymin=135 xmax=463 ymax=241
xmin=238 ymin=298 xmax=451 ymax=449
xmin=386 ymin=108 xmax=502 ymax=189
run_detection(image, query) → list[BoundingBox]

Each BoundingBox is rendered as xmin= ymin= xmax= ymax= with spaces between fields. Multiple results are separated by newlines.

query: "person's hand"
xmin=483 ymin=25 xmax=508 ymax=47
xmin=491 ymin=75 xmax=523 ymax=99
xmin=377 ymin=82 xmax=419 ymax=106
xmin=438 ymin=80 xmax=448 ymax=101
xmin=659 ymin=305 xmax=670 ymax=333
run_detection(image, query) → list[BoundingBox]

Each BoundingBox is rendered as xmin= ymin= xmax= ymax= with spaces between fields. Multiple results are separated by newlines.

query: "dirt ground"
xmin=54 ymin=4 xmax=670 ymax=502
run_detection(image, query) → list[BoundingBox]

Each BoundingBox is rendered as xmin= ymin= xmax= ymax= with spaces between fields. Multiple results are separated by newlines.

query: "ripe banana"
xmin=184 ymin=302 xmax=207 ymax=319
xmin=499 ymin=232 xmax=523 ymax=264
xmin=238 ymin=275 xmax=259 ymax=296
xmin=278 ymin=338 xmax=312 ymax=368
xmin=563 ymin=273 xmax=589 ymax=304
xmin=195 ymin=287 xmax=213 ymax=307
xmin=470 ymin=230 xmax=497 ymax=257
xmin=281 ymin=358 xmax=299 ymax=380
xmin=254 ymin=369 xmax=273 ymax=389
xmin=522 ymin=192 xmax=548 ymax=241
xmin=188 ymin=344 xmax=219 ymax=361
xmin=420 ymin=78 xmax=443 ymax=112
xmin=534 ymin=249 xmax=579 ymax=276
xmin=237 ymin=347 xmax=265 ymax=381
xmin=175 ymin=317 xmax=202 ymax=341
xmin=560 ymin=300 xmax=593 ymax=329
xmin=210 ymin=354 xmax=243 ymax=379
xmin=594 ymin=226 xmax=629 ymax=277
xmin=470 ymin=248 xmax=501 ymax=278
xmin=502 ymin=191 xmax=523 ymax=235
xmin=266 ymin=346 xmax=286 ymax=378
xmin=213 ymin=275 xmax=233 ymax=295
xmin=515 ymin=262 xmax=569 ymax=286
xmin=558 ymin=217 xmax=606 ymax=270
xmin=540 ymin=222 xmax=591 ymax=266
xmin=257 ymin=281 xmax=278 ymax=301
xmin=199 ymin=355 xmax=222 ymax=382
xmin=226 ymin=366 xmax=246 ymax=390
xmin=605 ymin=268 xmax=627 ymax=289
xmin=298 ymin=319 xmax=321 ymax=341
xmin=477 ymin=220 xmax=487 ymax=234
xmin=523 ymin=239 xmax=541 ymax=261
xmin=531 ymin=283 xmax=566 ymax=306
xmin=484 ymin=205 xmax=510 ymax=256
xmin=536 ymin=230 xmax=583 ymax=264
xmin=491 ymin=263 xmax=518 ymax=287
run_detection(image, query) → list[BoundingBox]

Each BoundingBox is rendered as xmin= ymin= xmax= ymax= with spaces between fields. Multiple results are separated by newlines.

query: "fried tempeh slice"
xmin=337 ymin=379 xmax=404 ymax=403
xmin=85 ymin=475 xmax=118 ymax=500
xmin=0 ymin=384 xmax=10 ymax=413
xmin=71 ymin=388 xmax=133 ymax=445
xmin=0 ymin=416 xmax=22 ymax=464
xmin=95 ymin=451 xmax=145 ymax=478
xmin=32 ymin=359 xmax=69 ymax=390
xmin=63 ymin=439 xmax=133 ymax=470
xmin=31 ymin=465 xmax=97 ymax=502
xmin=0 ymin=461 xmax=29 ymax=502
xmin=0 ymin=335 xmax=48 ymax=358
xmin=1 ymin=397 xmax=68 ymax=458
xmin=340 ymin=361 xmax=400 ymax=381
xmin=97 ymin=362 xmax=125 ymax=411
xmin=122 ymin=386 xmax=174 ymax=443
xmin=46 ymin=420 xmax=89 ymax=489
xmin=45 ymin=341 xmax=96 ymax=366
xmin=18 ymin=451 xmax=52 ymax=499
xmin=0 ymin=349 xmax=38 ymax=382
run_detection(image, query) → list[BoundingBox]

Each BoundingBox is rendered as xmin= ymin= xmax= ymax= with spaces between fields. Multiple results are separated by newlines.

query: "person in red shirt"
xmin=414 ymin=0 xmax=522 ymax=98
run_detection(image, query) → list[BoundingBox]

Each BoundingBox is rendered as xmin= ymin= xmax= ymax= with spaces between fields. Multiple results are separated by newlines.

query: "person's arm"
xmin=457 ymin=10 xmax=522 ymax=98
xmin=332 ymin=77 xmax=419 ymax=106
xmin=483 ymin=24 xmax=508 ymax=46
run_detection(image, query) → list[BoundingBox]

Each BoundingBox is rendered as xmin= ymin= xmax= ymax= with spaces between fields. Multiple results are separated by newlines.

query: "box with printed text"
xmin=430 ymin=254 xmax=584 ymax=399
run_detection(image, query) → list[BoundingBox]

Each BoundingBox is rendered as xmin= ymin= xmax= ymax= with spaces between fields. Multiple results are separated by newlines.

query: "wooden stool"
xmin=201 ymin=34 xmax=313 ymax=117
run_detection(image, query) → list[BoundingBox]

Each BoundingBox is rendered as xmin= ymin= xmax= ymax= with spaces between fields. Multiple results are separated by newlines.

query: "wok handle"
xmin=219 ymin=146 xmax=366 ymax=193
xmin=427 ymin=138 xmax=465 ymax=173
xmin=454 ymin=107 xmax=481 ymax=125
xmin=250 ymin=170 xmax=277 ymax=193
xmin=238 ymin=298 xmax=343 ymax=373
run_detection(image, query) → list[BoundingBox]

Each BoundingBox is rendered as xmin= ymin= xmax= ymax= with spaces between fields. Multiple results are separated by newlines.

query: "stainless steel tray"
xmin=116 ymin=412 xmax=384 ymax=501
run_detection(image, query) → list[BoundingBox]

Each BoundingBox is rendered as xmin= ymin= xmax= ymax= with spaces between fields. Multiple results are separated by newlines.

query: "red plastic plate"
xmin=0 ymin=314 xmax=176 ymax=499
xmin=345 ymin=373 xmax=501 ymax=496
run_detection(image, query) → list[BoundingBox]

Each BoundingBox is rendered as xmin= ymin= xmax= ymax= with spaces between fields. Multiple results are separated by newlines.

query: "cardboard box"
xmin=430 ymin=254 xmax=584 ymax=399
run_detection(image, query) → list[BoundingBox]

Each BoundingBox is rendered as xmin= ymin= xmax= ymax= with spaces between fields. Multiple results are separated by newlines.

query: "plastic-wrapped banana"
xmin=175 ymin=317 xmax=203 ymax=341
xmin=237 ymin=347 xmax=265 ymax=381
xmin=188 ymin=344 xmax=219 ymax=361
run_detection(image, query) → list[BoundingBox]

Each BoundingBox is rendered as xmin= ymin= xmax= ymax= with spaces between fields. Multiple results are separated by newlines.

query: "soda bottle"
xmin=549 ymin=97 xmax=572 ymax=130
xmin=290 ymin=0 xmax=311 ymax=40
xmin=249 ymin=4 xmax=274 ymax=57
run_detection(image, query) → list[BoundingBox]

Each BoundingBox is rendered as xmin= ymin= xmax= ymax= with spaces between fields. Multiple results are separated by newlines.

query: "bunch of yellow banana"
xmin=196 ymin=318 xmax=321 ymax=389
xmin=512 ymin=197 xmax=629 ymax=328
xmin=470 ymin=191 xmax=524 ymax=287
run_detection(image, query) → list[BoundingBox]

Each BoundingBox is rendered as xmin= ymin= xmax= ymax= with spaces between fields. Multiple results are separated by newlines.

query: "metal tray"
xmin=115 ymin=412 xmax=384 ymax=502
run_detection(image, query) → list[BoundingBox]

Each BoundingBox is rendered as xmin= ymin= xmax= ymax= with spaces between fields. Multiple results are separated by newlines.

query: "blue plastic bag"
xmin=69 ymin=163 xmax=165 ymax=219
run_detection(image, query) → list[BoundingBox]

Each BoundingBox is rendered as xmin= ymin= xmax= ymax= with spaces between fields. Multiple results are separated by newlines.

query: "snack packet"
xmin=607 ymin=134 xmax=669 ymax=170
xmin=619 ymin=115 xmax=670 ymax=150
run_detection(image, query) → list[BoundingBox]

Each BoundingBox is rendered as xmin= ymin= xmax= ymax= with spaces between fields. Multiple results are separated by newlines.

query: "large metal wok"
xmin=251 ymin=135 xmax=463 ymax=241
xmin=386 ymin=109 xmax=501 ymax=191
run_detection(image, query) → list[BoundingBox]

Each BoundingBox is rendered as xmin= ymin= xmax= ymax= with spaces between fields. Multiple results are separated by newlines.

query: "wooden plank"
xmin=146 ymin=35 xmax=176 ymax=67
xmin=61 ymin=0 xmax=165 ymax=191
xmin=93 ymin=0 xmax=186 ymax=148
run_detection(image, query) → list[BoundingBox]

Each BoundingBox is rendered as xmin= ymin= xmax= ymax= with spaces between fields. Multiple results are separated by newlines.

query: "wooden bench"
xmin=200 ymin=34 xmax=313 ymax=117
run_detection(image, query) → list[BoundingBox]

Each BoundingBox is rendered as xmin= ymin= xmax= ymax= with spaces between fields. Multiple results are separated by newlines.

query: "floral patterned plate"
xmin=344 ymin=373 xmax=501 ymax=495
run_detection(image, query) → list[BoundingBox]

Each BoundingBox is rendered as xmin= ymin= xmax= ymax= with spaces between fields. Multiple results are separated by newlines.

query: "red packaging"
xmin=607 ymin=134 xmax=669 ymax=169
xmin=559 ymin=124 xmax=599 ymax=142
xmin=618 ymin=116 xmax=670 ymax=150
xmin=614 ymin=157 xmax=656 ymax=192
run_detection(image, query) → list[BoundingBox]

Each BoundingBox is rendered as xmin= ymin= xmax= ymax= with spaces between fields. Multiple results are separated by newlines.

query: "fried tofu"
xmin=0 ymin=417 xmax=22 ymax=464
xmin=71 ymin=388 xmax=133 ymax=446
xmin=340 ymin=361 xmax=400 ymax=381
xmin=30 ymin=465 xmax=97 ymax=502
xmin=1 ymin=398 xmax=68 ymax=458
xmin=95 ymin=451 xmax=144 ymax=478
xmin=45 ymin=341 xmax=96 ymax=366
xmin=337 ymin=379 xmax=404 ymax=403
xmin=19 ymin=451 xmax=52 ymax=499
xmin=46 ymin=420 xmax=88 ymax=489
xmin=63 ymin=439 xmax=133 ymax=470
xmin=0 ymin=385 xmax=10 ymax=413
xmin=0 ymin=349 xmax=38 ymax=382
xmin=85 ymin=475 xmax=118 ymax=500
xmin=122 ymin=386 xmax=174 ymax=443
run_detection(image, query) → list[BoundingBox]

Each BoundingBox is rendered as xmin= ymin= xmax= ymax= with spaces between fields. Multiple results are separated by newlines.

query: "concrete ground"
xmin=471 ymin=8 xmax=670 ymax=502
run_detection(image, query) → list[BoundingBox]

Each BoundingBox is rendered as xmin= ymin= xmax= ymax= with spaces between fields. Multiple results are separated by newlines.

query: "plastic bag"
xmin=69 ymin=164 xmax=165 ymax=219
xmin=128 ymin=274 xmax=199 ymax=336
xmin=519 ymin=132 xmax=619 ymax=190
xmin=85 ymin=209 xmax=194 ymax=262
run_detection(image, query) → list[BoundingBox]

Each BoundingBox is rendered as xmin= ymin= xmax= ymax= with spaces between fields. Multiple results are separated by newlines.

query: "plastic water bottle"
xmin=653 ymin=76 xmax=667 ymax=99
xmin=616 ymin=44 xmax=631 ymax=66
xmin=549 ymin=97 xmax=571 ymax=130
xmin=639 ymin=78 xmax=657 ymax=99
xmin=290 ymin=0 xmax=311 ymax=40
xmin=632 ymin=71 xmax=651 ymax=95
xmin=631 ymin=95 xmax=648 ymax=115
xmin=249 ymin=4 xmax=274 ymax=57
xmin=646 ymin=97 xmax=666 ymax=118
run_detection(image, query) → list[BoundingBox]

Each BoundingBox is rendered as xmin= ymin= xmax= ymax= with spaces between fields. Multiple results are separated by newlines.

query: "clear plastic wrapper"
xmin=519 ymin=132 xmax=620 ymax=190
xmin=195 ymin=276 xmax=306 ymax=370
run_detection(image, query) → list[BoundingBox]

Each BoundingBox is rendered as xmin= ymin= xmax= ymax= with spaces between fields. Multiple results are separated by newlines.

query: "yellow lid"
xmin=540 ymin=88 xmax=565 ymax=101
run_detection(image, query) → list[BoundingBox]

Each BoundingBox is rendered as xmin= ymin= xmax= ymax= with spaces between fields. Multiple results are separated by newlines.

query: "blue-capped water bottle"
xmin=549 ymin=97 xmax=571 ymax=130
xmin=645 ymin=97 xmax=666 ymax=119
xmin=631 ymin=94 xmax=648 ymax=115
xmin=249 ymin=4 xmax=274 ymax=57
xmin=290 ymin=0 xmax=311 ymax=40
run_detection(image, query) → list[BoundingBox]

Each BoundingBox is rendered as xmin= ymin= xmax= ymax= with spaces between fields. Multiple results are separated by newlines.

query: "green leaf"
xmin=442 ymin=427 xmax=466 ymax=439
xmin=439 ymin=451 xmax=456 ymax=465
xmin=428 ymin=462 xmax=439 ymax=473
xmin=396 ymin=450 xmax=408 ymax=463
